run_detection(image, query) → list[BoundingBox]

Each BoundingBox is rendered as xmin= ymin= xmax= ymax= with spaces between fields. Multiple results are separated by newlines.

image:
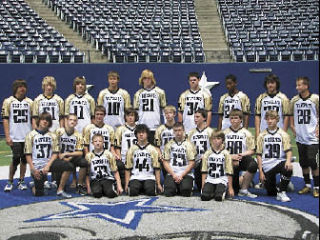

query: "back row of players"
xmin=2 ymin=70 xmax=319 ymax=201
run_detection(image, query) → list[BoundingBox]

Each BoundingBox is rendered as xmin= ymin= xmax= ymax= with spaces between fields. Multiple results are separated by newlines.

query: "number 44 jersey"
xmin=256 ymin=128 xmax=291 ymax=173
xmin=1 ymin=96 xmax=33 ymax=142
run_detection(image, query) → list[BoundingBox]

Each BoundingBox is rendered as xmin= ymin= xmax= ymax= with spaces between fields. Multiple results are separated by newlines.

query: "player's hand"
xmin=231 ymin=154 xmax=242 ymax=161
xmin=157 ymin=184 xmax=163 ymax=193
xmin=117 ymin=185 xmax=123 ymax=195
xmin=285 ymin=161 xmax=293 ymax=171
xmin=32 ymin=169 xmax=41 ymax=180
xmin=124 ymin=185 xmax=128 ymax=193
xmin=5 ymin=137 xmax=13 ymax=147
xmin=175 ymin=175 xmax=183 ymax=184
xmin=228 ymin=187 xmax=235 ymax=198
xmin=259 ymin=171 xmax=266 ymax=184
xmin=114 ymin=154 xmax=121 ymax=161
xmin=42 ymin=165 xmax=50 ymax=175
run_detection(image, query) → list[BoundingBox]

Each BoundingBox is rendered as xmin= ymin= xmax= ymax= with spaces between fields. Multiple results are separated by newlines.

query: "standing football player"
xmin=255 ymin=74 xmax=290 ymax=139
xmin=218 ymin=74 xmax=250 ymax=130
xmin=178 ymin=72 xmax=212 ymax=133
xmin=2 ymin=79 xmax=33 ymax=192
xmin=97 ymin=71 xmax=131 ymax=129
xmin=133 ymin=69 xmax=167 ymax=143
xmin=290 ymin=76 xmax=319 ymax=198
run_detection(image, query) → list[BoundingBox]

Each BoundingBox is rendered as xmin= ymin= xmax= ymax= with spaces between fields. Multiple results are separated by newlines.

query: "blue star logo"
xmin=25 ymin=197 xmax=208 ymax=230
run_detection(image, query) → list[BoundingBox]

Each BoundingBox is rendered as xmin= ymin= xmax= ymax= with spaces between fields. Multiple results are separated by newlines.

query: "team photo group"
xmin=1 ymin=69 xmax=319 ymax=203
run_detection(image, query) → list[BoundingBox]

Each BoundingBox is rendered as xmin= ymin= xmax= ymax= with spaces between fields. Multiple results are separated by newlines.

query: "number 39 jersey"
xmin=86 ymin=150 xmax=117 ymax=181
xmin=255 ymin=92 xmax=290 ymax=132
xmin=291 ymin=94 xmax=319 ymax=145
xmin=256 ymin=128 xmax=291 ymax=173
xmin=32 ymin=94 xmax=64 ymax=132
xmin=1 ymin=96 xmax=33 ymax=142
xmin=223 ymin=127 xmax=255 ymax=155
xmin=163 ymin=139 xmax=196 ymax=177
xmin=134 ymin=87 xmax=167 ymax=131
xmin=65 ymin=93 xmax=95 ymax=133
xmin=114 ymin=124 xmax=137 ymax=163
xmin=97 ymin=88 xmax=132 ymax=129
xmin=24 ymin=130 xmax=59 ymax=170
xmin=125 ymin=144 xmax=160 ymax=181
xmin=178 ymin=89 xmax=212 ymax=133
xmin=55 ymin=128 xmax=84 ymax=153
xmin=202 ymin=149 xmax=233 ymax=186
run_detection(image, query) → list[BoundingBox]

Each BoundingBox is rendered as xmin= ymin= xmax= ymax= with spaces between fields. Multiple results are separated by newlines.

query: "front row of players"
xmin=24 ymin=106 xmax=295 ymax=202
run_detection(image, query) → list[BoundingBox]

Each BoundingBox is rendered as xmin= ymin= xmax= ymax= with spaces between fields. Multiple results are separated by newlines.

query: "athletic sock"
xmin=313 ymin=175 xmax=319 ymax=188
xmin=303 ymin=174 xmax=311 ymax=186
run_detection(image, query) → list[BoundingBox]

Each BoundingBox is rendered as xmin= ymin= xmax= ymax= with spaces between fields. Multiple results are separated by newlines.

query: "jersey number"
xmin=226 ymin=141 xmax=243 ymax=154
xmin=135 ymin=158 xmax=150 ymax=172
xmin=186 ymin=102 xmax=199 ymax=115
xmin=60 ymin=144 xmax=75 ymax=153
xmin=208 ymin=162 xmax=224 ymax=178
xmin=224 ymin=105 xmax=235 ymax=118
xmin=297 ymin=109 xmax=311 ymax=124
xmin=13 ymin=109 xmax=28 ymax=123
xmin=142 ymin=99 xmax=154 ymax=111
xmin=108 ymin=102 xmax=120 ymax=115
xmin=42 ymin=107 xmax=56 ymax=120
xmin=36 ymin=144 xmax=51 ymax=159
xmin=172 ymin=153 xmax=187 ymax=167
xmin=263 ymin=106 xmax=279 ymax=112
xmin=73 ymin=105 xmax=84 ymax=119
xmin=265 ymin=144 xmax=281 ymax=158
xmin=196 ymin=140 xmax=208 ymax=155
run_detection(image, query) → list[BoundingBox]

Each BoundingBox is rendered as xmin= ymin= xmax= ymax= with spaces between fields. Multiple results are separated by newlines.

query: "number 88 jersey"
xmin=256 ymin=128 xmax=291 ymax=173
xmin=201 ymin=149 xmax=233 ymax=186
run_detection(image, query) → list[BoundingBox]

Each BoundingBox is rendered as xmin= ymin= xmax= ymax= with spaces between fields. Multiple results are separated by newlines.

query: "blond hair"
xmin=211 ymin=130 xmax=225 ymax=142
xmin=73 ymin=76 xmax=86 ymax=92
xmin=42 ymin=76 xmax=56 ymax=91
xmin=108 ymin=71 xmax=120 ymax=81
xmin=138 ymin=69 xmax=156 ymax=86
xmin=265 ymin=110 xmax=279 ymax=120
xmin=164 ymin=105 xmax=176 ymax=114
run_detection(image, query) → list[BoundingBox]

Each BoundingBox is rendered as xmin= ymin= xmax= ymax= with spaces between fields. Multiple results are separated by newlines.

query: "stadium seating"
xmin=45 ymin=0 xmax=205 ymax=63
xmin=216 ymin=0 xmax=319 ymax=62
xmin=0 ymin=0 xmax=85 ymax=63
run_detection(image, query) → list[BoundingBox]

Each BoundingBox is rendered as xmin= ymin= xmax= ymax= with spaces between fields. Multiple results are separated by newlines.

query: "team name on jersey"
xmin=39 ymin=102 xmax=58 ymax=107
xmin=60 ymin=137 xmax=76 ymax=144
xmin=186 ymin=96 xmax=203 ymax=101
xmin=296 ymin=103 xmax=312 ymax=108
xmin=35 ymin=137 xmax=52 ymax=144
xmin=263 ymin=100 xmax=281 ymax=105
xmin=92 ymin=158 xmax=108 ymax=165
xmin=225 ymin=99 xmax=240 ymax=104
xmin=134 ymin=151 xmax=151 ymax=158
xmin=265 ymin=137 xmax=281 ymax=143
xmin=141 ymin=93 xmax=158 ymax=98
xmin=71 ymin=99 xmax=88 ymax=105
xmin=226 ymin=135 xmax=244 ymax=140
xmin=104 ymin=96 xmax=123 ymax=102
xmin=12 ymin=103 xmax=29 ymax=108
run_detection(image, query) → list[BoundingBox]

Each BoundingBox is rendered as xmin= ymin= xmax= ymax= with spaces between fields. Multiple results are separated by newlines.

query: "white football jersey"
xmin=223 ymin=127 xmax=255 ymax=155
xmin=154 ymin=124 xmax=175 ymax=152
xmin=114 ymin=124 xmax=137 ymax=163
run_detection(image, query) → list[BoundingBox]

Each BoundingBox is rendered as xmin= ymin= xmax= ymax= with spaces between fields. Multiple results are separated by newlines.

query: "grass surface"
xmin=0 ymin=128 xmax=299 ymax=167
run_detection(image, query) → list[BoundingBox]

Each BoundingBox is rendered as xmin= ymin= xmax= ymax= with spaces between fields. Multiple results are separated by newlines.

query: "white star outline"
xmin=199 ymin=71 xmax=220 ymax=96
xmin=25 ymin=197 xmax=208 ymax=230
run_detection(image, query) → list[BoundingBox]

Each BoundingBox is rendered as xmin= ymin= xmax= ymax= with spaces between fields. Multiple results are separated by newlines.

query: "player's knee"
xmin=93 ymin=191 xmax=103 ymax=198
xmin=105 ymin=188 xmax=117 ymax=198
xmin=201 ymin=191 xmax=213 ymax=201
xmin=180 ymin=185 xmax=192 ymax=197
xmin=247 ymin=161 xmax=258 ymax=173
xmin=164 ymin=186 xmax=176 ymax=197
xmin=310 ymin=160 xmax=318 ymax=171
xmin=128 ymin=184 xmax=140 ymax=196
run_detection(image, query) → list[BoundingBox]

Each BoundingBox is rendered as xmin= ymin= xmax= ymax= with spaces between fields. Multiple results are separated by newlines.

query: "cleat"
xmin=44 ymin=181 xmax=51 ymax=189
xmin=238 ymin=189 xmax=257 ymax=198
xmin=57 ymin=191 xmax=72 ymax=199
xmin=313 ymin=188 xmax=319 ymax=198
xmin=298 ymin=186 xmax=311 ymax=195
xmin=17 ymin=181 xmax=28 ymax=190
xmin=4 ymin=182 xmax=13 ymax=192
xmin=77 ymin=185 xmax=87 ymax=196
xmin=276 ymin=191 xmax=291 ymax=202
xmin=50 ymin=181 xmax=57 ymax=189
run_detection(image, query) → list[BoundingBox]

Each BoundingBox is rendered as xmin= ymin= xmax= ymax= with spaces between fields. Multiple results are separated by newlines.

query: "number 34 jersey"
xmin=1 ymin=96 xmax=33 ymax=142
xmin=256 ymin=128 xmax=291 ymax=173
xmin=24 ymin=130 xmax=59 ymax=170
xmin=126 ymin=144 xmax=160 ymax=181
xmin=291 ymin=94 xmax=319 ymax=145
xmin=201 ymin=149 xmax=233 ymax=186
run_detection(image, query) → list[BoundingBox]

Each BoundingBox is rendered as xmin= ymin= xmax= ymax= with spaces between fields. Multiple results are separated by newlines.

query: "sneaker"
xmin=44 ymin=181 xmax=51 ymax=189
xmin=313 ymin=188 xmax=319 ymax=198
xmin=17 ymin=180 xmax=28 ymax=190
xmin=50 ymin=181 xmax=57 ymax=189
xmin=254 ymin=182 xmax=264 ymax=189
xmin=29 ymin=181 xmax=34 ymax=188
xmin=276 ymin=191 xmax=291 ymax=202
xmin=298 ymin=186 xmax=311 ymax=195
xmin=4 ymin=182 xmax=13 ymax=192
xmin=57 ymin=191 xmax=72 ymax=199
xmin=77 ymin=185 xmax=87 ymax=196
xmin=238 ymin=189 xmax=257 ymax=198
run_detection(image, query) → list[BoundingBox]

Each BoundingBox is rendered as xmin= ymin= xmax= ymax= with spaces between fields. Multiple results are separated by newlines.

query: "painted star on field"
xmin=25 ymin=197 xmax=208 ymax=230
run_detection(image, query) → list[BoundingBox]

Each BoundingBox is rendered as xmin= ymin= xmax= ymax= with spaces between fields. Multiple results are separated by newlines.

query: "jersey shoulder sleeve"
xmin=185 ymin=140 xmax=196 ymax=161
xmin=49 ymin=132 xmax=59 ymax=153
xmin=85 ymin=152 xmax=94 ymax=164
xmin=148 ymin=145 xmax=160 ymax=169
xmin=1 ymin=96 xmax=13 ymax=119
xmin=155 ymin=86 xmax=167 ymax=108
xmin=278 ymin=92 xmax=290 ymax=115
xmin=163 ymin=140 xmax=174 ymax=161
xmin=24 ymin=130 xmax=36 ymax=154
xmin=255 ymin=93 xmax=267 ymax=115
xmin=242 ymin=128 xmax=255 ymax=151
xmin=203 ymin=90 xmax=213 ymax=111
xmin=125 ymin=145 xmax=137 ymax=169
xmin=239 ymin=91 xmax=251 ymax=114
xmin=97 ymin=88 xmax=107 ymax=105
xmin=279 ymin=129 xmax=291 ymax=152
xmin=105 ymin=150 xmax=117 ymax=172
xmin=83 ymin=124 xmax=95 ymax=145
xmin=74 ymin=131 xmax=84 ymax=151
xmin=133 ymin=89 xmax=144 ymax=109
xmin=201 ymin=149 xmax=212 ymax=172
xmin=218 ymin=93 xmax=228 ymax=114
xmin=114 ymin=125 xmax=125 ymax=147
xmin=187 ymin=128 xmax=197 ymax=141
xmin=256 ymin=130 xmax=268 ymax=155
xmin=120 ymin=88 xmax=132 ymax=109
xmin=178 ymin=89 xmax=189 ymax=112
xmin=64 ymin=94 xmax=75 ymax=115
xmin=54 ymin=95 xmax=65 ymax=117
xmin=223 ymin=149 xmax=233 ymax=175
xmin=154 ymin=125 xmax=165 ymax=146
xmin=55 ymin=127 xmax=65 ymax=138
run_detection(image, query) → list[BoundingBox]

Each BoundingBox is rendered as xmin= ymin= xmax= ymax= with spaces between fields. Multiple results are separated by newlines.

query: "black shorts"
xmin=70 ymin=156 xmax=89 ymax=168
xmin=297 ymin=143 xmax=319 ymax=170
xmin=11 ymin=142 xmax=26 ymax=166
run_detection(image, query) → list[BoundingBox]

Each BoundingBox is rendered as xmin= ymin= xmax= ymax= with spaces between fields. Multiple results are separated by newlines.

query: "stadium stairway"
xmin=24 ymin=0 xmax=108 ymax=63
xmin=194 ymin=0 xmax=232 ymax=62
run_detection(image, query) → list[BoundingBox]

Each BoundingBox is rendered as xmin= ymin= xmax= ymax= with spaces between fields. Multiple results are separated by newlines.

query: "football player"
xmin=223 ymin=109 xmax=257 ymax=198
xmin=255 ymin=74 xmax=290 ymax=139
xmin=56 ymin=114 xmax=89 ymax=195
xmin=201 ymin=131 xmax=234 ymax=201
xmin=218 ymin=74 xmax=250 ymax=130
xmin=114 ymin=108 xmax=138 ymax=187
xmin=257 ymin=110 xmax=293 ymax=202
xmin=97 ymin=71 xmax=131 ymax=129
xmin=163 ymin=122 xmax=196 ymax=197
xmin=188 ymin=109 xmax=214 ymax=191
xmin=83 ymin=105 xmax=115 ymax=156
xmin=133 ymin=69 xmax=167 ymax=143
xmin=2 ymin=79 xmax=33 ymax=192
xmin=178 ymin=72 xmax=212 ymax=133
xmin=32 ymin=76 xmax=64 ymax=131
xmin=125 ymin=124 xmax=162 ymax=196
xmin=290 ymin=76 xmax=319 ymax=198
xmin=25 ymin=113 xmax=73 ymax=198
xmin=86 ymin=134 xmax=123 ymax=198
xmin=65 ymin=76 xmax=95 ymax=134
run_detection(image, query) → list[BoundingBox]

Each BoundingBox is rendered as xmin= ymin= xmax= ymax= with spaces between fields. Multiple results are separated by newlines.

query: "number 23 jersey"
xmin=256 ymin=128 xmax=291 ymax=173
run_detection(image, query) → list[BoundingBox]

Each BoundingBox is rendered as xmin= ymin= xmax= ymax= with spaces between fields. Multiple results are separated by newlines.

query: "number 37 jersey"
xmin=1 ymin=96 xmax=33 ymax=142
xmin=256 ymin=128 xmax=291 ymax=173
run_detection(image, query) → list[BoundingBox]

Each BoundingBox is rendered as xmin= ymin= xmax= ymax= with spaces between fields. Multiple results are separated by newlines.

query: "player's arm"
xmin=289 ymin=116 xmax=296 ymax=137
xmin=32 ymin=117 xmax=38 ymax=129
xmin=180 ymin=160 xmax=195 ymax=179
xmin=113 ymin=171 xmax=123 ymax=195
xmin=201 ymin=173 xmax=207 ymax=190
xmin=227 ymin=175 xmax=234 ymax=197
xmin=243 ymin=113 xmax=249 ymax=129
xmin=283 ymin=132 xmax=293 ymax=171
xmin=217 ymin=115 xmax=223 ymax=130
xmin=255 ymin=115 xmax=261 ymax=139
xmin=155 ymin=169 xmax=163 ymax=193
xmin=3 ymin=119 xmax=12 ymax=146
xmin=43 ymin=153 xmax=58 ymax=174
xmin=283 ymin=116 xmax=289 ymax=131
xmin=256 ymin=134 xmax=265 ymax=183
xmin=59 ymin=150 xmax=83 ymax=161
xmin=177 ymin=111 xmax=183 ymax=123
xmin=206 ymin=111 xmax=212 ymax=127
xmin=162 ymin=160 xmax=177 ymax=178
xmin=26 ymin=154 xmax=41 ymax=180
xmin=124 ymin=170 xmax=131 ymax=193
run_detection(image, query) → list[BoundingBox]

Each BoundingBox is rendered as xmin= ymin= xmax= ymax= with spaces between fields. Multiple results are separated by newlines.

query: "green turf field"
xmin=0 ymin=129 xmax=299 ymax=167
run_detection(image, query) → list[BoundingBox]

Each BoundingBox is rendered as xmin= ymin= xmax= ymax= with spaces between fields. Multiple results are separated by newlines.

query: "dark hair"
xmin=229 ymin=109 xmax=243 ymax=120
xmin=296 ymin=76 xmax=310 ymax=88
xmin=264 ymin=74 xmax=280 ymax=90
xmin=12 ymin=79 xmax=27 ymax=95
xmin=173 ymin=122 xmax=185 ymax=130
xmin=188 ymin=72 xmax=200 ymax=79
xmin=225 ymin=74 xmax=237 ymax=83
xmin=134 ymin=124 xmax=150 ymax=137
xmin=212 ymin=131 xmax=225 ymax=142
xmin=37 ymin=112 xmax=53 ymax=128
xmin=125 ymin=108 xmax=139 ymax=122
xmin=195 ymin=108 xmax=207 ymax=120
xmin=66 ymin=113 xmax=78 ymax=120
xmin=73 ymin=76 xmax=86 ymax=92
xmin=94 ymin=105 xmax=106 ymax=115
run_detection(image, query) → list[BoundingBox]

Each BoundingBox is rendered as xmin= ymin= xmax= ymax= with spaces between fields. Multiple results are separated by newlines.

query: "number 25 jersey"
xmin=1 ymin=96 xmax=33 ymax=142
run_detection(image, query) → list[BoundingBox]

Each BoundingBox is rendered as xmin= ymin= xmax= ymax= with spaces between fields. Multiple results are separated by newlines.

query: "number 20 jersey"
xmin=24 ymin=130 xmax=59 ymax=170
xmin=202 ymin=149 xmax=233 ymax=186
xmin=1 ymin=96 xmax=33 ymax=142
xmin=256 ymin=128 xmax=291 ymax=173
xmin=291 ymin=94 xmax=319 ymax=145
